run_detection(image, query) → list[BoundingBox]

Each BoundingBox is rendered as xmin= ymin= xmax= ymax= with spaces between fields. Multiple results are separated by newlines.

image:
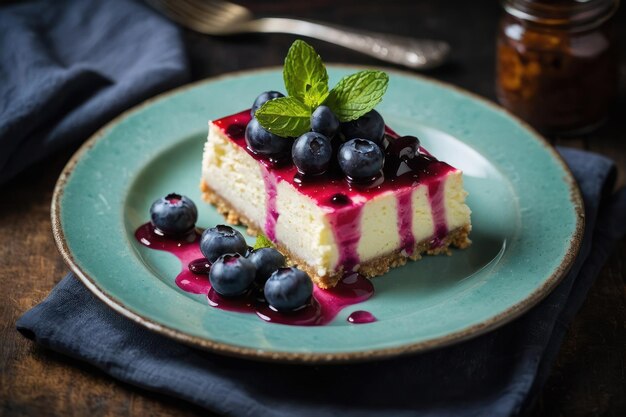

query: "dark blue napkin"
xmin=0 ymin=0 xmax=189 ymax=184
xmin=16 ymin=148 xmax=626 ymax=417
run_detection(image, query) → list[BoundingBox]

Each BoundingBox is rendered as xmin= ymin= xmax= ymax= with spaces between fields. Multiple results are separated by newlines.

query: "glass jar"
xmin=496 ymin=0 xmax=619 ymax=135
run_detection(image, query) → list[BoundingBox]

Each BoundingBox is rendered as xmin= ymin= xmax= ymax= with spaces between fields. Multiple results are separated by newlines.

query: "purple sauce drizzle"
xmin=261 ymin=167 xmax=279 ymax=241
xmin=396 ymin=191 xmax=415 ymax=255
xmin=206 ymin=274 xmax=375 ymax=326
xmin=135 ymin=223 xmax=375 ymax=326
xmin=328 ymin=207 xmax=363 ymax=273
xmin=135 ymin=223 xmax=209 ymax=294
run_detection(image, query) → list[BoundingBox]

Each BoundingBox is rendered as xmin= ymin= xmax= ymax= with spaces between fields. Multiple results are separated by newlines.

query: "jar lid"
xmin=503 ymin=0 xmax=619 ymax=30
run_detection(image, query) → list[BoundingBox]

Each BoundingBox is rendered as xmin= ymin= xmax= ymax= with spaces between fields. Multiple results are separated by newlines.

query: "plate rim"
xmin=51 ymin=65 xmax=585 ymax=364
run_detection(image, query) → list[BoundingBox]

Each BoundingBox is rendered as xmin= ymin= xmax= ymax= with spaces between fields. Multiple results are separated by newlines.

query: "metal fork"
xmin=147 ymin=0 xmax=450 ymax=70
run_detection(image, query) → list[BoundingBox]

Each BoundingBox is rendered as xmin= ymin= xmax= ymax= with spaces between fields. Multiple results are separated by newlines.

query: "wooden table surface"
xmin=1 ymin=1 xmax=625 ymax=416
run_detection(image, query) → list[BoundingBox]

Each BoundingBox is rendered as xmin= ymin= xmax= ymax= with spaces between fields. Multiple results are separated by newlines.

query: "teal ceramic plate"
xmin=52 ymin=66 xmax=583 ymax=363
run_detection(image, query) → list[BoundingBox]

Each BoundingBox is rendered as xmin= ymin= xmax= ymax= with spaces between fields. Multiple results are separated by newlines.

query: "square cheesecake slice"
xmin=201 ymin=110 xmax=471 ymax=289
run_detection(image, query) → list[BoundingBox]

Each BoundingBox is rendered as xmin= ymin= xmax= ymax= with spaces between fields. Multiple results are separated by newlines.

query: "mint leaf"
xmin=255 ymin=96 xmax=311 ymax=137
xmin=325 ymin=70 xmax=389 ymax=122
xmin=253 ymin=41 xmax=390 ymax=137
xmin=253 ymin=233 xmax=274 ymax=250
xmin=283 ymin=40 xmax=329 ymax=109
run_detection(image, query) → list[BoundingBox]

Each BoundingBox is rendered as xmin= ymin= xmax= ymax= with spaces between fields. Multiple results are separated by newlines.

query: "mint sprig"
xmin=255 ymin=40 xmax=389 ymax=137
xmin=283 ymin=40 xmax=329 ymax=109
xmin=325 ymin=70 xmax=389 ymax=122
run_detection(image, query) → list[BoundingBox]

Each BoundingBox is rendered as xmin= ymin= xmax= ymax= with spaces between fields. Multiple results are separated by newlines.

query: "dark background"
xmin=1 ymin=1 xmax=625 ymax=416
xmin=187 ymin=1 xmax=508 ymax=97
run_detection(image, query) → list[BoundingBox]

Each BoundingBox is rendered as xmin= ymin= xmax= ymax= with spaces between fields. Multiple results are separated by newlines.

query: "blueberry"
xmin=251 ymin=91 xmax=285 ymax=116
xmin=200 ymin=225 xmax=248 ymax=263
xmin=340 ymin=110 xmax=385 ymax=145
xmin=338 ymin=138 xmax=384 ymax=181
xmin=209 ymin=253 xmax=256 ymax=297
xmin=292 ymin=132 xmax=333 ymax=176
xmin=311 ymin=105 xmax=340 ymax=138
xmin=247 ymin=247 xmax=286 ymax=285
xmin=149 ymin=193 xmax=198 ymax=235
xmin=245 ymin=118 xmax=292 ymax=156
xmin=264 ymin=267 xmax=314 ymax=312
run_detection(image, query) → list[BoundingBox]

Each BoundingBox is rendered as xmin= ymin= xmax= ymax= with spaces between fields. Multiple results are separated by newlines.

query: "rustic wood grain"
xmin=1 ymin=1 xmax=624 ymax=416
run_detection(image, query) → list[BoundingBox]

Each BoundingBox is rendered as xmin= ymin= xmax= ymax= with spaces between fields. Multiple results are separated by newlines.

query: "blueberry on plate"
xmin=209 ymin=253 xmax=256 ymax=297
xmin=340 ymin=110 xmax=385 ymax=146
xmin=251 ymin=91 xmax=285 ymax=116
xmin=200 ymin=225 xmax=248 ymax=263
xmin=311 ymin=105 xmax=340 ymax=138
xmin=292 ymin=132 xmax=333 ymax=176
xmin=150 ymin=193 xmax=198 ymax=235
xmin=338 ymin=138 xmax=384 ymax=181
xmin=247 ymin=247 xmax=285 ymax=285
xmin=245 ymin=118 xmax=292 ymax=156
xmin=264 ymin=267 xmax=314 ymax=312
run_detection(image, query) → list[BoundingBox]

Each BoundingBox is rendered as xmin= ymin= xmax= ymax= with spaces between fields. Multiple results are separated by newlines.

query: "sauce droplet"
xmin=347 ymin=310 xmax=377 ymax=324
xmin=188 ymin=258 xmax=211 ymax=274
xmin=330 ymin=193 xmax=351 ymax=206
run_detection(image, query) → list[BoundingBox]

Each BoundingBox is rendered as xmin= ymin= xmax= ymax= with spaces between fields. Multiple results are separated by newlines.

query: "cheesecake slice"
xmin=200 ymin=109 xmax=471 ymax=289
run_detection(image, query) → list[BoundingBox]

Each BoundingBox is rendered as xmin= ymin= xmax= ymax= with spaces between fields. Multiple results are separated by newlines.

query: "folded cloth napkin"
xmin=16 ymin=148 xmax=626 ymax=417
xmin=0 ymin=0 xmax=189 ymax=185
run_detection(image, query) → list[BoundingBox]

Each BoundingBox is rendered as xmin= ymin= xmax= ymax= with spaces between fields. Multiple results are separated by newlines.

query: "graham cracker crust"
xmin=201 ymin=180 xmax=471 ymax=289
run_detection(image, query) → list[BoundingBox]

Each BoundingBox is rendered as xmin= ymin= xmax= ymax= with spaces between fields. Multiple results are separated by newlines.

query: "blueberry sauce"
xmin=330 ymin=193 xmax=351 ymax=206
xmin=176 ymin=269 xmax=212 ymax=295
xmin=225 ymin=123 xmax=246 ymax=140
xmin=256 ymin=298 xmax=324 ymax=325
xmin=213 ymin=110 xmax=454 ymax=272
xmin=135 ymin=223 xmax=375 ymax=326
xmin=213 ymin=111 xmax=248 ymax=140
xmin=347 ymin=310 xmax=377 ymax=324
xmin=261 ymin=167 xmax=279 ymax=241
xmin=329 ymin=207 xmax=363 ymax=273
xmin=188 ymin=258 xmax=211 ymax=274
xmin=207 ymin=287 xmax=257 ymax=311
xmin=135 ymin=223 xmax=209 ymax=294
xmin=396 ymin=191 xmax=415 ymax=255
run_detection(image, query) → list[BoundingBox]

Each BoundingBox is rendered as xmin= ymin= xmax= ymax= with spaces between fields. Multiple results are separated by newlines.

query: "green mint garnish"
xmin=324 ymin=70 xmax=389 ymax=122
xmin=254 ymin=96 xmax=311 ymax=137
xmin=253 ymin=232 xmax=274 ymax=250
xmin=255 ymin=40 xmax=389 ymax=137
xmin=283 ymin=40 xmax=329 ymax=109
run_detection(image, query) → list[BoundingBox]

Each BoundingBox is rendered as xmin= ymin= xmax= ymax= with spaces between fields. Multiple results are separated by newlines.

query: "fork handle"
xmin=244 ymin=17 xmax=450 ymax=70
